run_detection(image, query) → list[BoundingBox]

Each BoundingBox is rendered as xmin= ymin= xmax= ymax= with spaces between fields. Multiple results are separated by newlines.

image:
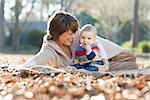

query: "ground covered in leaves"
xmin=0 ymin=53 xmax=150 ymax=100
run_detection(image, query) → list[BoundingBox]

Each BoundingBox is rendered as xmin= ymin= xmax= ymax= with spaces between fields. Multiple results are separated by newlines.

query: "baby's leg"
xmin=84 ymin=63 xmax=98 ymax=71
xmin=73 ymin=64 xmax=85 ymax=69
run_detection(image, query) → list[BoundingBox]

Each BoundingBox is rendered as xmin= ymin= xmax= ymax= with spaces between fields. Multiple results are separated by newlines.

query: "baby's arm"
xmin=89 ymin=50 xmax=109 ymax=72
xmin=83 ymin=43 xmax=97 ymax=60
xmin=86 ymin=50 xmax=97 ymax=60
xmin=87 ymin=49 xmax=110 ymax=72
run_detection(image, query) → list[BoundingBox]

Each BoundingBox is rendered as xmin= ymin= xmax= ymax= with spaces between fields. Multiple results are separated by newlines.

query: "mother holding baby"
xmin=22 ymin=11 xmax=138 ymax=72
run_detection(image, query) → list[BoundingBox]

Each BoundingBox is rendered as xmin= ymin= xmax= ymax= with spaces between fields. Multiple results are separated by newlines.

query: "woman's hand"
xmin=98 ymin=65 xmax=109 ymax=72
xmin=98 ymin=59 xmax=110 ymax=72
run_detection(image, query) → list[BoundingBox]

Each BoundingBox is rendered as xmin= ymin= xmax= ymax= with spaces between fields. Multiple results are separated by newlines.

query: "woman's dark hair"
xmin=47 ymin=11 xmax=79 ymax=41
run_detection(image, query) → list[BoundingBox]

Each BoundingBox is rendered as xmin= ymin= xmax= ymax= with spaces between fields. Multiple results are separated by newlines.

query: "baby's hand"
xmin=82 ymin=41 xmax=87 ymax=45
xmin=81 ymin=42 xmax=91 ymax=51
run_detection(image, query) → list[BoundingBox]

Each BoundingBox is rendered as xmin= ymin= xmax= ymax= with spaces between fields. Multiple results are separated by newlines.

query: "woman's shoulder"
xmin=42 ymin=34 xmax=70 ymax=57
xmin=39 ymin=35 xmax=58 ymax=54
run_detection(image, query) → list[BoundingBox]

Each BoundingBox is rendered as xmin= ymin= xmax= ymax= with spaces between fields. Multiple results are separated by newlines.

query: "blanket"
xmin=0 ymin=64 xmax=150 ymax=78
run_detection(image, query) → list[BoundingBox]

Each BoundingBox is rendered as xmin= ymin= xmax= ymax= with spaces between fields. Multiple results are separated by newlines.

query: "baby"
xmin=73 ymin=24 xmax=109 ymax=72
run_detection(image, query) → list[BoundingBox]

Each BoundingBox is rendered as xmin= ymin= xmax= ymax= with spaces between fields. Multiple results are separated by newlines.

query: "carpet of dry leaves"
xmin=0 ymin=53 xmax=150 ymax=100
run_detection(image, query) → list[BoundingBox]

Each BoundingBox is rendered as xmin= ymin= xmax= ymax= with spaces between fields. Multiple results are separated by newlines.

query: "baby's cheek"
xmin=80 ymin=39 xmax=84 ymax=43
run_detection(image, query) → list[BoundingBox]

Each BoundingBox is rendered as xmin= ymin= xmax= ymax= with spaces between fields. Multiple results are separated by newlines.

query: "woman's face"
xmin=57 ymin=30 xmax=75 ymax=46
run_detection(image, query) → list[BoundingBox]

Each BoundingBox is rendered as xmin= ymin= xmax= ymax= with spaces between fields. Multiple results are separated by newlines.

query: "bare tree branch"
xmin=23 ymin=0 xmax=36 ymax=25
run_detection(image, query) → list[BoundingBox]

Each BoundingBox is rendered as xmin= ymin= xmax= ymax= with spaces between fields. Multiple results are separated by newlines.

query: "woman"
xmin=22 ymin=11 xmax=138 ymax=71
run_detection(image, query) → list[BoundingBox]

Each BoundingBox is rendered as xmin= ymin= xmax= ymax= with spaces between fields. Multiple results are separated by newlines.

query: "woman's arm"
xmin=94 ymin=41 xmax=110 ymax=72
xmin=99 ymin=59 xmax=110 ymax=72
xmin=21 ymin=47 xmax=55 ymax=68
xmin=96 ymin=36 xmax=123 ymax=59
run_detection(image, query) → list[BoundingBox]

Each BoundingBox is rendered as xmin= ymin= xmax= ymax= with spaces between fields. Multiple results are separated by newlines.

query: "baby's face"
xmin=80 ymin=31 xmax=96 ymax=46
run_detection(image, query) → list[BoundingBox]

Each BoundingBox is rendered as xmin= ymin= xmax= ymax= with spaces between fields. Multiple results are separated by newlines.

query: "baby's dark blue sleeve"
xmin=86 ymin=51 xmax=96 ymax=60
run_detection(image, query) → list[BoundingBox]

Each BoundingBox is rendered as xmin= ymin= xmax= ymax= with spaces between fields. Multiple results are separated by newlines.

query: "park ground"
xmin=0 ymin=53 xmax=150 ymax=100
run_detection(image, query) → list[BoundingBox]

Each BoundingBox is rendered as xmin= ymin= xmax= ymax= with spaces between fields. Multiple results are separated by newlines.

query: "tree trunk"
xmin=12 ymin=21 xmax=21 ymax=51
xmin=12 ymin=0 xmax=21 ymax=51
xmin=11 ymin=0 xmax=36 ymax=51
xmin=0 ymin=0 xmax=5 ymax=52
xmin=12 ymin=25 xmax=21 ymax=51
xmin=132 ymin=0 xmax=140 ymax=47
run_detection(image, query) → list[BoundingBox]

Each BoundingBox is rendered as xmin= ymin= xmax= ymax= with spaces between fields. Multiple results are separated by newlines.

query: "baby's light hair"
xmin=80 ymin=24 xmax=97 ymax=36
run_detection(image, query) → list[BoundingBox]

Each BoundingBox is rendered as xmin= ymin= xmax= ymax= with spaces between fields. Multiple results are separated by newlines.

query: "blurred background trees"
xmin=0 ymin=0 xmax=149 ymax=53
xmin=0 ymin=0 xmax=5 ymax=51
